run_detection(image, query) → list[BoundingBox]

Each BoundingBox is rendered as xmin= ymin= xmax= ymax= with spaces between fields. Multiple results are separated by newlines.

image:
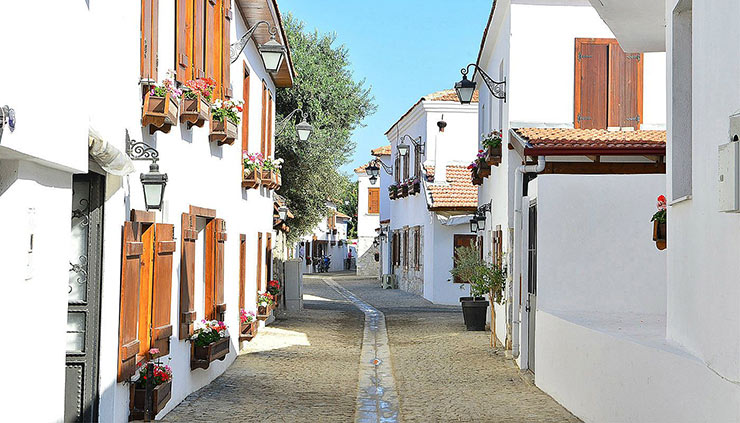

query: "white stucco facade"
xmin=355 ymin=168 xmax=380 ymax=277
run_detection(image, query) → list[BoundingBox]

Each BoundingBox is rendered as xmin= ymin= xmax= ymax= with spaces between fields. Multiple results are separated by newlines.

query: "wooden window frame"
xmin=368 ymin=187 xmax=380 ymax=215
xmin=414 ymin=226 xmax=421 ymax=271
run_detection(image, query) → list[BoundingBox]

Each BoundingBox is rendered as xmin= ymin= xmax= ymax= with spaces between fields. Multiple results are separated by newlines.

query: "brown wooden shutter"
xmin=214 ymin=218 xmax=227 ymax=320
xmin=261 ymin=81 xmax=267 ymax=155
xmin=242 ymin=64 xmax=250 ymax=150
xmin=175 ymin=0 xmax=192 ymax=82
xmin=403 ymin=154 xmax=410 ymax=181
xmin=221 ymin=0 xmax=232 ymax=97
xmin=256 ymin=233 xmax=263 ymax=293
xmin=151 ymin=223 xmax=175 ymax=355
xmin=205 ymin=0 xmax=217 ymax=85
xmin=574 ymin=40 xmax=608 ymax=129
xmin=140 ymin=0 xmax=159 ymax=81
xmin=414 ymin=227 xmax=421 ymax=270
xmin=368 ymin=188 xmax=380 ymax=214
xmin=239 ymin=235 xmax=246 ymax=310
xmin=394 ymin=156 xmax=400 ymax=183
xmin=118 ymin=221 xmax=143 ymax=382
xmin=414 ymin=145 xmax=422 ymax=178
xmin=266 ymin=233 xmax=272 ymax=282
xmin=267 ymin=91 xmax=274 ymax=156
xmin=403 ymin=229 xmax=409 ymax=270
xmin=608 ymin=45 xmax=643 ymax=129
xmin=179 ymin=213 xmax=197 ymax=339
xmin=193 ymin=0 xmax=206 ymax=78
xmin=453 ymin=234 xmax=477 ymax=283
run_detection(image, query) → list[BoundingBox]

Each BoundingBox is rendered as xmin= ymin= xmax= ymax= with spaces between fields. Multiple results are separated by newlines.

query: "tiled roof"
xmin=335 ymin=211 xmax=351 ymax=219
xmin=514 ymin=128 xmax=666 ymax=154
xmin=423 ymin=164 xmax=435 ymax=181
xmin=384 ymin=89 xmax=478 ymax=135
xmin=354 ymin=163 xmax=368 ymax=173
xmin=428 ymin=165 xmax=478 ymax=210
xmin=371 ymin=145 xmax=391 ymax=156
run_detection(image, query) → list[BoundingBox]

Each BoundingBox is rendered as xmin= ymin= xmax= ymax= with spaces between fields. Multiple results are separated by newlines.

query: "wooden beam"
xmin=189 ymin=205 xmax=217 ymax=218
xmin=541 ymin=161 xmax=666 ymax=175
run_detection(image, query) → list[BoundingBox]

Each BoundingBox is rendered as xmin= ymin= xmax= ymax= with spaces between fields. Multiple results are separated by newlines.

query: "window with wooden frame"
xmin=403 ymin=151 xmax=410 ymax=181
xmin=261 ymin=81 xmax=268 ymax=156
xmin=238 ymin=234 xmax=246 ymax=313
xmin=452 ymin=234 xmax=477 ymax=283
xmin=178 ymin=207 xmax=227 ymax=341
xmin=117 ymin=211 xmax=175 ymax=382
xmin=414 ymin=145 xmax=422 ymax=178
xmin=414 ymin=226 xmax=421 ymax=270
xmin=368 ymin=188 xmax=380 ymax=214
xmin=267 ymin=90 xmax=274 ymax=156
xmin=394 ymin=154 xmax=400 ymax=184
xmin=265 ymin=233 xmax=273 ymax=283
xmin=256 ymin=233 xmax=263 ymax=293
xmin=391 ymin=232 xmax=399 ymax=267
xmin=140 ymin=0 xmax=159 ymax=82
xmin=403 ymin=228 xmax=409 ymax=270
xmin=492 ymin=226 xmax=503 ymax=268
xmin=174 ymin=0 xmax=231 ymax=97
xmin=241 ymin=63 xmax=250 ymax=150
xmin=574 ymin=38 xmax=643 ymax=129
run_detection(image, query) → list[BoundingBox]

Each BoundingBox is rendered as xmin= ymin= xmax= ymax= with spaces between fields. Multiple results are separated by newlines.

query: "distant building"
xmin=355 ymin=162 xmax=380 ymax=277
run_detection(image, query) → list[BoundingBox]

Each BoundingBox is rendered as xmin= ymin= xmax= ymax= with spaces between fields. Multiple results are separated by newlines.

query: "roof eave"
xmin=524 ymin=147 xmax=666 ymax=157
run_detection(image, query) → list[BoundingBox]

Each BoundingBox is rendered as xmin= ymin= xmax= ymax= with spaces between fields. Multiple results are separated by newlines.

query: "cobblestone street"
xmin=164 ymin=273 xmax=579 ymax=422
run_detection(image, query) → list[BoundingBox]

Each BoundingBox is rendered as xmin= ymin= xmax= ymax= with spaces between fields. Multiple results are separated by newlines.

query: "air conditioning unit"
xmin=381 ymin=274 xmax=397 ymax=290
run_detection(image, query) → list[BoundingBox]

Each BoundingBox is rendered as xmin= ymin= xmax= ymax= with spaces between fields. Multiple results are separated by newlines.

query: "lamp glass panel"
xmin=260 ymin=50 xmax=284 ymax=72
xmin=469 ymin=219 xmax=478 ymax=233
xmin=143 ymin=183 xmax=163 ymax=209
xmin=297 ymin=128 xmax=311 ymax=142
xmin=456 ymin=86 xmax=476 ymax=104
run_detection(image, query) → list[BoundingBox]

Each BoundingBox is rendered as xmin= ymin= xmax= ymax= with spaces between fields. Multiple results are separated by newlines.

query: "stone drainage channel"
xmin=324 ymin=277 xmax=400 ymax=423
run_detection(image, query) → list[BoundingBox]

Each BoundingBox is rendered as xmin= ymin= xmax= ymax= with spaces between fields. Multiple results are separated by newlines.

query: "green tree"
xmin=337 ymin=177 xmax=358 ymax=239
xmin=276 ymin=15 xmax=376 ymax=240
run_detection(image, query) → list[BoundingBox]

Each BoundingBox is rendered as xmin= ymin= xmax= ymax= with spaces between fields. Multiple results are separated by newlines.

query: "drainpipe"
xmin=512 ymin=154 xmax=545 ymax=359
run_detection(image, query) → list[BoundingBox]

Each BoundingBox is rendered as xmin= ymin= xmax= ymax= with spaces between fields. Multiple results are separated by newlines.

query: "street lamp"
xmin=126 ymin=130 xmax=168 ymax=211
xmin=397 ymin=143 xmax=410 ymax=157
xmin=278 ymin=205 xmax=288 ymax=220
xmin=454 ymin=63 xmax=506 ymax=104
xmin=230 ymin=21 xmax=286 ymax=71
xmin=366 ymin=162 xmax=380 ymax=184
xmin=277 ymin=108 xmax=313 ymax=142
xmin=469 ymin=217 xmax=479 ymax=233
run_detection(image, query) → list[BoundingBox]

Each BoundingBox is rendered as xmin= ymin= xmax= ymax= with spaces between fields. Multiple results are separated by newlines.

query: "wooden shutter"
xmin=205 ymin=0 xmax=218 ymax=86
xmin=239 ymin=235 xmax=246 ymax=310
xmin=118 ymin=221 xmax=143 ymax=382
xmin=609 ymin=46 xmax=643 ymax=128
xmin=414 ymin=145 xmax=422 ymax=178
xmin=261 ymin=81 xmax=267 ymax=155
xmin=574 ymin=40 xmax=608 ymax=129
xmin=267 ymin=91 xmax=274 ymax=156
xmin=214 ymin=218 xmax=227 ymax=320
xmin=453 ymin=234 xmax=477 ymax=283
xmin=394 ymin=156 xmax=400 ymax=183
xmin=242 ymin=64 xmax=250 ymax=150
xmin=221 ymin=0 xmax=232 ymax=97
xmin=151 ymin=223 xmax=175 ymax=355
xmin=140 ymin=0 xmax=159 ymax=81
xmin=414 ymin=227 xmax=421 ymax=270
xmin=266 ymin=233 xmax=272 ymax=282
xmin=193 ymin=0 xmax=206 ymax=78
xmin=175 ymin=0 xmax=192 ymax=82
xmin=403 ymin=229 xmax=409 ymax=270
xmin=256 ymin=233 xmax=263 ymax=293
xmin=368 ymin=188 xmax=380 ymax=214
xmin=179 ymin=213 xmax=197 ymax=339
xmin=403 ymin=154 xmax=410 ymax=181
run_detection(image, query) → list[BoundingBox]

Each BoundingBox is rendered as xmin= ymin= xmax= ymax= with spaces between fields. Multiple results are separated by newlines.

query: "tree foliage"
xmin=337 ymin=178 xmax=358 ymax=239
xmin=276 ymin=15 xmax=376 ymax=240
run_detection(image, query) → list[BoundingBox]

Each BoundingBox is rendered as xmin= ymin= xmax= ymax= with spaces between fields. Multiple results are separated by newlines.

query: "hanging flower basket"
xmin=142 ymin=92 xmax=179 ymax=135
xmin=401 ymin=183 xmax=409 ymax=197
xmin=257 ymin=293 xmax=275 ymax=320
xmin=209 ymin=117 xmax=238 ymax=145
xmin=129 ymin=359 xmax=172 ymax=421
xmin=389 ymin=185 xmax=398 ymax=199
xmin=483 ymin=131 xmax=503 ymax=166
xmin=191 ymin=336 xmax=230 ymax=370
xmin=239 ymin=310 xmax=258 ymax=342
xmin=408 ymin=179 xmax=421 ymax=195
xmin=486 ymin=144 xmax=502 ymax=166
xmin=652 ymin=195 xmax=667 ymax=250
xmin=242 ymin=167 xmax=261 ymax=189
xmin=180 ymin=93 xmax=211 ymax=129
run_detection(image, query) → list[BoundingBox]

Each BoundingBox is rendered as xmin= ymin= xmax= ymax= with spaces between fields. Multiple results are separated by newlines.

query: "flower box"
xmin=209 ymin=117 xmax=238 ymax=145
xmin=653 ymin=220 xmax=666 ymax=250
xmin=129 ymin=380 xmax=172 ymax=421
xmin=409 ymin=181 xmax=421 ymax=195
xmin=257 ymin=305 xmax=271 ymax=320
xmin=272 ymin=172 xmax=281 ymax=190
xmin=180 ymin=94 xmax=210 ymax=129
xmin=190 ymin=336 xmax=230 ymax=370
xmin=401 ymin=185 xmax=409 ymax=197
xmin=239 ymin=321 xmax=258 ymax=342
xmin=472 ymin=169 xmax=483 ymax=186
xmin=477 ymin=161 xmax=491 ymax=178
xmin=142 ymin=92 xmax=179 ymax=135
xmin=486 ymin=144 xmax=502 ymax=166
xmin=389 ymin=189 xmax=397 ymax=200
xmin=242 ymin=167 xmax=261 ymax=189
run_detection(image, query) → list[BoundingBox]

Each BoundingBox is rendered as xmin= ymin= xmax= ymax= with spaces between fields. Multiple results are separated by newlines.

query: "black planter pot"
xmin=460 ymin=296 xmax=488 ymax=331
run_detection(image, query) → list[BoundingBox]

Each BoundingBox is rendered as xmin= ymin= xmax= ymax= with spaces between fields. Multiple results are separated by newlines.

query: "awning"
xmin=88 ymin=128 xmax=134 ymax=176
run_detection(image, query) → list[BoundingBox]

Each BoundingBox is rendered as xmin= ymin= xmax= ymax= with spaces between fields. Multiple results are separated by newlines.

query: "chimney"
xmin=434 ymin=115 xmax=447 ymax=183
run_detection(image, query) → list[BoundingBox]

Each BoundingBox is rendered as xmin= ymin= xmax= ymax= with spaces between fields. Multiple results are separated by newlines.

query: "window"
xmin=261 ymin=81 xmax=268 ymax=156
xmin=242 ymin=64 xmax=250 ymax=151
xmin=403 ymin=228 xmax=409 ymax=270
xmin=118 ymin=214 xmax=175 ymax=381
xmin=452 ymin=234 xmax=477 ymax=283
xmin=492 ymin=226 xmax=503 ymax=268
xmin=672 ymin=0 xmax=692 ymax=200
xmin=414 ymin=226 xmax=421 ymax=270
xmin=238 ymin=234 xmax=246 ymax=312
xmin=267 ymin=90 xmax=274 ymax=156
xmin=394 ymin=154 xmax=400 ymax=183
xmin=368 ymin=188 xmax=380 ymax=214
xmin=574 ymin=38 xmax=643 ymax=129
xmin=392 ymin=231 xmax=400 ymax=267
xmin=403 ymin=151 xmax=410 ymax=180
xmin=174 ymin=0 xmax=231 ymax=97
xmin=414 ymin=145 xmax=422 ymax=178
xmin=256 ymin=233 xmax=263 ymax=292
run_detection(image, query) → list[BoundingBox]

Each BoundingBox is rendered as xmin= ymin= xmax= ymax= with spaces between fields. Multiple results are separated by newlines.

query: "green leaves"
xmin=276 ymin=14 xmax=376 ymax=240
xmin=450 ymin=245 xmax=506 ymax=302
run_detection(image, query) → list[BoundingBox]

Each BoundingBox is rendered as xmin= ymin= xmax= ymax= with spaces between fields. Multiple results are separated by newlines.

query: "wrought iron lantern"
xmin=278 ymin=205 xmax=288 ymax=220
xmin=366 ymin=162 xmax=380 ymax=184
xmin=295 ymin=118 xmax=313 ymax=142
xmin=259 ymin=34 xmax=287 ymax=72
xmin=397 ymin=143 xmax=410 ymax=157
xmin=454 ymin=63 xmax=506 ymax=104
xmin=455 ymin=73 xmax=478 ymax=105
xmin=469 ymin=217 xmax=479 ymax=233
xmin=140 ymin=162 xmax=168 ymax=210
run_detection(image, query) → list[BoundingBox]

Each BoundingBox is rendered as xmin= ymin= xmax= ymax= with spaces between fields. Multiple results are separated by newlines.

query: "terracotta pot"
xmin=653 ymin=220 xmax=666 ymax=250
xmin=129 ymin=380 xmax=172 ymax=421
xmin=209 ymin=117 xmax=238 ymax=145
xmin=191 ymin=336 xmax=230 ymax=370
xmin=180 ymin=94 xmax=210 ymax=129
xmin=142 ymin=92 xmax=179 ymax=135
xmin=242 ymin=167 xmax=261 ymax=189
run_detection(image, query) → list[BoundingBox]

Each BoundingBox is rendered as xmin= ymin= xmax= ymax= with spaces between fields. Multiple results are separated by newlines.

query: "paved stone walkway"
xmin=164 ymin=273 xmax=580 ymax=422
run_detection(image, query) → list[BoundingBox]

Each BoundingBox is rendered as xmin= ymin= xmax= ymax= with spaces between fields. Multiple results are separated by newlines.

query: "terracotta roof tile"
xmin=335 ymin=211 xmax=351 ymax=219
xmin=423 ymin=164 xmax=435 ymax=181
xmin=428 ymin=165 xmax=478 ymax=210
xmin=514 ymin=128 xmax=666 ymax=154
xmin=354 ymin=163 xmax=368 ymax=173
xmin=384 ymin=90 xmax=478 ymax=135
xmin=371 ymin=145 xmax=391 ymax=156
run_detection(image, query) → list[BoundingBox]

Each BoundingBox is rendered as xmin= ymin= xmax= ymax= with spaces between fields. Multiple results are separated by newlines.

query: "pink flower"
xmin=149 ymin=348 xmax=160 ymax=355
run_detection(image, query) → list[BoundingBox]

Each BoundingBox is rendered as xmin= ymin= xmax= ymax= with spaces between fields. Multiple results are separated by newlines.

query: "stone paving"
xmin=164 ymin=273 xmax=580 ymax=422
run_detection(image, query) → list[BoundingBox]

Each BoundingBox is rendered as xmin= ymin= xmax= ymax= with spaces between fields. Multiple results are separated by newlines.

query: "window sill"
xmin=669 ymin=194 xmax=692 ymax=206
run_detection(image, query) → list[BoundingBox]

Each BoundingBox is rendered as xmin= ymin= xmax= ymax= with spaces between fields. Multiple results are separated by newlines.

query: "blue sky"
xmin=278 ymin=0 xmax=493 ymax=178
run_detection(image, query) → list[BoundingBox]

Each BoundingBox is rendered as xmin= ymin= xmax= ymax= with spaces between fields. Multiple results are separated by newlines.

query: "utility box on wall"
xmin=719 ymin=113 xmax=740 ymax=212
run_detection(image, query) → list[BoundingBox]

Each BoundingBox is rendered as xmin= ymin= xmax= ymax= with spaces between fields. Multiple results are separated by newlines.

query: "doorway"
xmin=65 ymin=172 xmax=104 ymax=422
xmin=526 ymin=203 xmax=538 ymax=372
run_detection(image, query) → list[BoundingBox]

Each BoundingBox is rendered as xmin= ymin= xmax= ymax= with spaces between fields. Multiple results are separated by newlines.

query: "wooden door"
xmin=574 ymin=41 xmax=608 ymax=129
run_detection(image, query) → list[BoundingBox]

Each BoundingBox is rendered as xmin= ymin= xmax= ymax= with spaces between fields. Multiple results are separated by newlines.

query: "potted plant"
xmin=261 ymin=158 xmax=280 ymax=189
xmin=257 ymin=293 xmax=275 ymax=320
xmin=190 ymin=320 xmax=230 ymax=370
xmin=400 ymin=180 xmax=409 ymax=197
xmin=450 ymin=245 xmax=506 ymax=341
xmin=476 ymin=150 xmax=492 ymax=178
xmin=267 ymin=279 xmax=281 ymax=308
xmin=409 ymin=177 xmax=421 ymax=195
xmin=483 ymin=130 xmax=503 ymax=166
xmin=180 ymin=77 xmax=216 ymax=129
xmin=652 ymin=195 xmax=667 ymax=250
xmin=271 ymin=158 xmax=284 ymax=190
xmin=468 ymin=161 xmax=483 ymax=186
xmin=142 ymin=71 xmax=181 ymax=135
xmin=389 ymin=184 xmax=398 ymax=199
xmin=239 ymin=309 xmax=258 ymax=342
xmin=242 ymin=151 xmax=264 ymax=189
xmin=129 ymin=351 xmax=172 ymax=420
xmin=209 ymin=99 xmax=242 ymax=145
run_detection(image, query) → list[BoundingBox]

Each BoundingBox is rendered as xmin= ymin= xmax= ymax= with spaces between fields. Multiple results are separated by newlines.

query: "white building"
xmin=354 ymin=163 xmax=380 ymax=277
xmin=380 ymin=89 xmax=479 ymax=305
xmin=0 ymin=0 xmax=294 ymax=421
xmin=469 ymin=1 xmax=677 ymax=421
xmin=298 ymin=201 xmax=350 ymax=274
